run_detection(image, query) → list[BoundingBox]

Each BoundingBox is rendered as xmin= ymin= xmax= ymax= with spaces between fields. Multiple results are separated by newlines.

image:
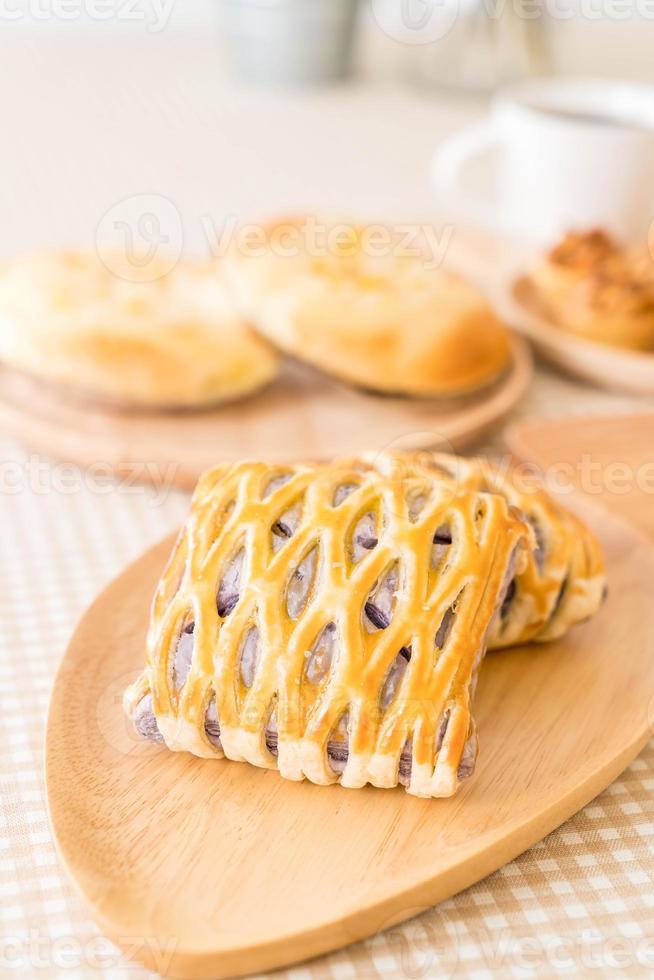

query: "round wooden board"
xmin=0 ymin=338 xmax=531 ymax=490
xmin=46 ymin=499 xmax=654 ymax=979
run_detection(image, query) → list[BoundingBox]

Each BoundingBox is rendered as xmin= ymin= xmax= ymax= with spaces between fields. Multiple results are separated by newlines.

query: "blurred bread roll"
xmin=0 ymin=250 xmax=280 ymax=408
xmin=527 ymin=230 xmax=654 ymax=351
xmin=225 ymin=216 xmax=511 ymax=397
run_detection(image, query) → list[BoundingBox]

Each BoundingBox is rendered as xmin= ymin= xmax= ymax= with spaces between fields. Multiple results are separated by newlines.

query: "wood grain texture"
xmin=0 ymin=340 xmax=532 ymax=490
xmin=507 ymin=412 xmax=654 ymax=540
xmin=45 ymin=498 xmax=654 ymax=979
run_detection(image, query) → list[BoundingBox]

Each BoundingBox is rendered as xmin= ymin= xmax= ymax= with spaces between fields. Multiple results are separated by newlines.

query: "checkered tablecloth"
xmin=2 ymin=366 xmax=654 ymax=980
xmin=2 ymin=30 xmax=654 ymax=978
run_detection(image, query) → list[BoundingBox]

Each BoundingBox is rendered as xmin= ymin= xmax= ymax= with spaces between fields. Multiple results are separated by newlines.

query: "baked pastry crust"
xmin=125 ymin=456 xmax=531 ymax=797
xmin=224 ymin=217 xmax=512 ymax=396
xmin=375 ymin=451 xmax=606 ymax=648
xmin=0 ymin=250 xmax=280 ymax=408
xmin=526 ymin=230 xmax=654 ymax=351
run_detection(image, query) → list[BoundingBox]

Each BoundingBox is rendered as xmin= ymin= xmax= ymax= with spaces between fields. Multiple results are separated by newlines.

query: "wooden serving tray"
xmin=0 ymin=338 xmax=531 ymax=490
xmin=46 ymin=424 xmax=654 ymax=978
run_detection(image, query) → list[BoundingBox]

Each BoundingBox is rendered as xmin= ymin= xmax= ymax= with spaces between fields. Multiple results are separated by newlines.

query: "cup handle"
xmin=431 ymin=120 xmax=512 ymax=234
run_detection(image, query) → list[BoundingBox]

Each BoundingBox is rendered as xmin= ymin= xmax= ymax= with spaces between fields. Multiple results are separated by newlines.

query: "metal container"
xmin=220 ymin=0 xmax=359 ymax=87
xmin=372 ymin=0 xmax=548 ymax=95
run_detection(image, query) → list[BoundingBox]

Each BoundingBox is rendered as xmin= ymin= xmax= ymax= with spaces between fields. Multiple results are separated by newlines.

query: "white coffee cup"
xmin=431 ymin=77 xmax=654 ymax=245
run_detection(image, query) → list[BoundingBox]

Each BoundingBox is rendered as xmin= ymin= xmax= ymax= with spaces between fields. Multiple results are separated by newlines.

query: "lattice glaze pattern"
xmin=385 ymin=452 xmax=606 ymax=649
xmin=125 ymin=458 xmax=532 ymax=798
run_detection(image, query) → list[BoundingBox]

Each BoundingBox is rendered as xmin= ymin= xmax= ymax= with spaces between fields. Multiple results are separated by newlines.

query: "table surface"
xmin=1 ymin=30 xmax=654 ymax=980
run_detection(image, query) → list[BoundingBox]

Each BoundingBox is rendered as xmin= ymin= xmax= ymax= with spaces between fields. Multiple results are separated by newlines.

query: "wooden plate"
xmin=45 ymin=498 xmax=654 ymax=979
xmin=0 ymin=339 xmax=531 ymax=490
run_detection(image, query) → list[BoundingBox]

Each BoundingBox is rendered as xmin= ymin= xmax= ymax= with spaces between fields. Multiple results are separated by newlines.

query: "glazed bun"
xmin=527 ymin=230 xmax=654 ymax=351
xmin=0 ymin=250 xmax=280 ymax=408
xmin=225 ymin=217 xmax=511 ymax=397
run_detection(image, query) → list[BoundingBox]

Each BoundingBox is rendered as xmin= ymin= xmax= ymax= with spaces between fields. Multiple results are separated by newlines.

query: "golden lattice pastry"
xmin=224 ymin=216 xmax=512 ymax=396
xmin=125 ymin=457 xmax=532 ymax=798
xmin=368 ymin=451 xmax=606 ymax=648
xmin=526 ymin=230 xmax=654 ymax=351
xmin=0 ymin=250 xmax=280 ymax=407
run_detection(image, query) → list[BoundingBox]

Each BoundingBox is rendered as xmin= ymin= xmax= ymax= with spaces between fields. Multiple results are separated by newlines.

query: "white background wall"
xmin=0 ymin=0 xmax=652 ymax=83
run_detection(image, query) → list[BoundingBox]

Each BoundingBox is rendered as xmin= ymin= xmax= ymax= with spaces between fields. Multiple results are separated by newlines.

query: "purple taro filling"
xmin=132 ymin=693 xmax=452 ymax=787
xmin=133 ymin=515 xmax=507 ymax=788
xmin=133 ymin=694 xmax=164 ymax=744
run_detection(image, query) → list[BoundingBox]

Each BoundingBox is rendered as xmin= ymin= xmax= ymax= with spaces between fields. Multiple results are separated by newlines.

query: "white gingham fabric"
xmin=2 ymin=367 xmax=654 ymax=980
